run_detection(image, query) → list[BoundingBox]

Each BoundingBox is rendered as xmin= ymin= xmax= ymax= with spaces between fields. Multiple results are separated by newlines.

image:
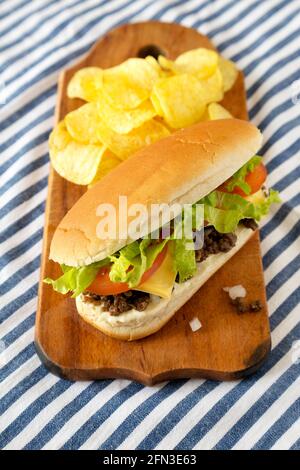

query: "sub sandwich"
xmin=45 ymin=119 xmax=279 ymax=340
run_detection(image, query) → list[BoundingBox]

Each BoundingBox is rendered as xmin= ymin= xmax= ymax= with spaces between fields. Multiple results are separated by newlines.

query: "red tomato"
xmin=219 ymin=163 xmax=267 ymax=197
xmin=87 ymin=244 xmax=168 ymax=295
xmin=87 ymin=266 xmax=129 ymax=296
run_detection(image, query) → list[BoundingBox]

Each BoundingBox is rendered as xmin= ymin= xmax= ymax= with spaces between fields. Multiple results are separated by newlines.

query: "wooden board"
xmin=35 ymin=22 xmax=271 ymax=385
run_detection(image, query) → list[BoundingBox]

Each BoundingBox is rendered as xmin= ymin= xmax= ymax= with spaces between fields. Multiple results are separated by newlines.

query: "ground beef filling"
xmin=241 ymin=218 xmax=258 ymax=231
xmin=83 ymin=220 xmax=257 ymax=315
xmin=82 ymin=290 xmax=150 ymax=315
xmin=195 ymin=226 xmax=237 ymax=262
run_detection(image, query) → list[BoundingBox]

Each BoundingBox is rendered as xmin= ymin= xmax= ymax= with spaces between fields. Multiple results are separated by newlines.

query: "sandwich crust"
xmin=50 ymin=119 xmax=262 ymax=266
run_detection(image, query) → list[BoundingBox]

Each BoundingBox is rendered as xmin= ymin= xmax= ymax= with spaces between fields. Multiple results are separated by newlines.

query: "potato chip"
xmin=96 ymin=91 xmax=156 ymax=134
xmin=158 ymin=50 xmax=218 ymax=80
xmin=207 ymin=102 xmax=233 ymax=120
xmin=96 ymin=118 xmax=170 ymax=159
xmin=154 ymin=116 xmax=176 ymax=133
xmin=88 ymin=150 xmax=122 ymax=187
xmin=102 ymin=58 xmax=160 ymax=109
xmin=49 ymin=120 xmax=72 ymax=149
xmin=157 ymin=55 xmax=177 ymax=75
xmin=151 ymin=74 xmax=207 ymax=128
xmin=165 ymin=48 xmax=219 ymax=79
xmin=147 ymin=55 xmax=173 ymax=78
xmin=149 ymin=90 xmax=164 ymax=117
xmin=218 ymin=57 xmax=238 ymax=92
xmin=49 ymin=121 xmax=106 ymax=185
xmin=65 ymin=102 xmax=102 ymax=144
xmin=145 ymin=56 xmax=161 ymax=74
xmin=67 ymin=67 xmax=103 ymax=101
xmin=197 ymin=68 xmax=224 ymax=103
xmin=158 ymin=55 xmax=173 ymax=71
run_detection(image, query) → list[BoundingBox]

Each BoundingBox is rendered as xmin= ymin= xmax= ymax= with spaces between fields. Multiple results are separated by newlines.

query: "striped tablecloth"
xmin=0 ymin=0 xmax=299 ymax=451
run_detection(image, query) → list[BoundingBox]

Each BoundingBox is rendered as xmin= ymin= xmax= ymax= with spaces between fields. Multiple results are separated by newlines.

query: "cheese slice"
xmin=136 ymin=247 xmax=176 ymax=299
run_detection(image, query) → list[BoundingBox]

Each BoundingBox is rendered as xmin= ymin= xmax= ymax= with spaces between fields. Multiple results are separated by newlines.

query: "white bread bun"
xmin=50 ymin=119 xmax=262 ymax=267
xmin=76 ymin=226 xmax=253 ymax=341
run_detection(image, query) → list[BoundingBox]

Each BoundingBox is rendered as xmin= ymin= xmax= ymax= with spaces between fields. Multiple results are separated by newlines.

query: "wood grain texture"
xmin=35 ymin=22 xmax=271 ymax=385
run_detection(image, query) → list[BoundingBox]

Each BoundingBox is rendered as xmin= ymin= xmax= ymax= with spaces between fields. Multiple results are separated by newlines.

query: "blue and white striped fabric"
xmin=0 ymin=0 xmax=299 ymax=450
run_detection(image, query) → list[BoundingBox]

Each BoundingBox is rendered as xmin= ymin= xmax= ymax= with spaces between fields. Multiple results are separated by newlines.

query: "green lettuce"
xmin=172 ymin=209 xmax=197 ymax=282
xmin=109 ymin=237 xmax=169 ymax=288
xmin=225 ymin=155 xmax=262 ymax=195
xmin=44 ymin=259 xmax=109 ymax=297
xmin=199 ymin=189 xmax=280 ymax=233
xmin=174 ymin=236 xmax=197 ymax=282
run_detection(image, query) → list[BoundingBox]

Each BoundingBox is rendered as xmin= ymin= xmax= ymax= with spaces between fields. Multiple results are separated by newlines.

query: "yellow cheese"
xmin=137 ymin=247 xmax=176 ymax=299
xmin=244 ymin=188 xmax=265 ymax=205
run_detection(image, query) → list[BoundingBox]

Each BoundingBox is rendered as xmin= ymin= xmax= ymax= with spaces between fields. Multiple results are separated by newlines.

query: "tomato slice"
xmin=219 ymin=163 xmax=267 ymax=197
xmin=87 ymin=266 xmax=129 ymax=296
xmin=87 ymin=244 xmax=168 ymax=296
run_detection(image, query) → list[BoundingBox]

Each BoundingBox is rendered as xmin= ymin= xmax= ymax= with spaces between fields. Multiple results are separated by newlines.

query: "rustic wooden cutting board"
xmin=36 ymin=22 xmax=271 ymax=384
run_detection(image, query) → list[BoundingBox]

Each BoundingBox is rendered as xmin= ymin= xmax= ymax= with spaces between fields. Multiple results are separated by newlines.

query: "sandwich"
xmin=44 ymin=119 xmax=279 ymax=341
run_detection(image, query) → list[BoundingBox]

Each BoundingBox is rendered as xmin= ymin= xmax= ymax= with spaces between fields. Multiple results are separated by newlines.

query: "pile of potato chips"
xmin=49 ymin=48 xmax=238 ymax=186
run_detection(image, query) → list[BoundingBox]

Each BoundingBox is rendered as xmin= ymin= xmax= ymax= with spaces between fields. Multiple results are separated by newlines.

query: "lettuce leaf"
xmin=174 ymin=236 xmax=197 ymax=282
xmin=172 ymin=210 xmax=197 ymax=282
xmin=199 ymin=189 xmax=280 ymax=233
xmin=109 ymin=237 xmax=169 ymax=288
xmin=226 ymin=156 xmax=262 ymax=195
xmin=44 ymin=258 xmax=109 ymax=297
